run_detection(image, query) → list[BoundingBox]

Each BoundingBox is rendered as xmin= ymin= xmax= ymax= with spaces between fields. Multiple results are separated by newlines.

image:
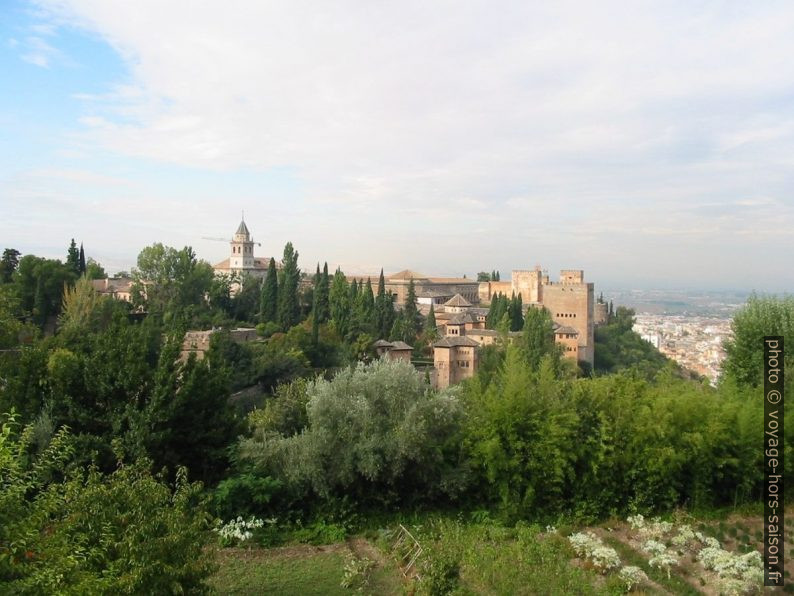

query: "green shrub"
xmin=0 ymin=414 xmax=214 ymax=593
xmin=212 ymin=473 xmax=282 ymax=520
xmin=418 ymin=545 xmax=460 ymax=596
xmin=240 ymin=358 xmax=466 ymax=506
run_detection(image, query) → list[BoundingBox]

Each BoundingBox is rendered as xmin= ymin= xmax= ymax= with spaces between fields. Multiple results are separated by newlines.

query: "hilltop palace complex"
xmin=198 ymin=219 xmax=606 ymax=388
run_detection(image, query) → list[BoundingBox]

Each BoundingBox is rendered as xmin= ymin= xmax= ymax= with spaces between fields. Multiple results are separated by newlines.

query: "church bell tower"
xmin=230 ymin=219 xmax=254 ymax=270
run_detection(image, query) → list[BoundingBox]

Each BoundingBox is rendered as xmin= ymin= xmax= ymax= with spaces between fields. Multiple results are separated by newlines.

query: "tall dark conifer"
xmin=403 ymin=278 xmax=421 ymax=338
xmin=355 ymin=278 xmax=376 ymax=334
xmin=66 ymin=239 xmax=80 ymax=275
xmin=260 ymin=257 xmax=278 ymax=323
xmin=311 ymin=262 xmax=330 ymax=343
xmin=425 ymin=303 xmax=438 ymax=340
xmin=329 ymin=268 xmax=351 ymax=338
xmin=277 ymin=242 xmax=300 ymax=329
xmin=78 ymin=243 xmax=86 ymax=275
xmin=374 ymin=269 xmax=394 ymax=338
xmin=316 ymin=262 xmax=330 ymax=323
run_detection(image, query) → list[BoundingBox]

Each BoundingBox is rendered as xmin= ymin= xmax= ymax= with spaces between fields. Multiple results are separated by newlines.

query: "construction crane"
xmin=201 ymin=236 xmax=261 ymax=247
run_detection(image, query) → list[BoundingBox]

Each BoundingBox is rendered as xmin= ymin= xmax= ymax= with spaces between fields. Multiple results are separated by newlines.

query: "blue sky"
xmin=2 ymin=0 xmax=793 ymax=291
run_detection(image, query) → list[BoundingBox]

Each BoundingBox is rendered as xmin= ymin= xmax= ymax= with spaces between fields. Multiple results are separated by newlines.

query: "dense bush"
xmin=240 ymin=358 xmax=467 ymax=506
xmin=212 ymin=473 xmax=283 ymax=520
xmin=0 ymin=415 xmax=214 ymax=594
xmin=594 ymin=306 xmax=673 ymax=378
xmin=722 ymin=294 xmax=794 ymax=388
xmin=463 ymin=346 xmax=764 ymax=519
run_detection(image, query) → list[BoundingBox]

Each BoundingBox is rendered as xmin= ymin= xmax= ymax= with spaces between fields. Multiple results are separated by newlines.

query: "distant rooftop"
xmin=433 ymin=336 xmax=480 ymax=348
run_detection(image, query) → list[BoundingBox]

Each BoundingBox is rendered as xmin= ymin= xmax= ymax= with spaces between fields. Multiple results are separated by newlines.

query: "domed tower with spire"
xmin=230 ymin=218 xmax=255 ymax=270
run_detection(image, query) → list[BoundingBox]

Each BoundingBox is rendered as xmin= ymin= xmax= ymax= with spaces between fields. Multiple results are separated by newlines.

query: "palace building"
xmin=478 ymin=267 xmax=595 ymax=366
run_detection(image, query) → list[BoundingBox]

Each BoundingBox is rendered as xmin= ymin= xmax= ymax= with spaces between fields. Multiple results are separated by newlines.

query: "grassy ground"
xmin=208 ymin=540 xmax=402 ymax=596
xmin=209 ymin=508 xmax=792 ymax=595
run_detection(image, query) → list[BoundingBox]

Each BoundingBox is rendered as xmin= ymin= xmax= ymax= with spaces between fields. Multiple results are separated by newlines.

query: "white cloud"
xmin=13 ymin=0 xmax=794 ymax=289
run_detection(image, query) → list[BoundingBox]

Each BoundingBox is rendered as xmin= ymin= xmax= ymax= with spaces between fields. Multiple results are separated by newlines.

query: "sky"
xmin=2 ymin=0 xmax=793 ymax=292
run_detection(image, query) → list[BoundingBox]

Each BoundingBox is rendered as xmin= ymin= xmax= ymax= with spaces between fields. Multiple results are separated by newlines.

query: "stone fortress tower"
xmin=479 ymin=267 xmax=595 ymax=366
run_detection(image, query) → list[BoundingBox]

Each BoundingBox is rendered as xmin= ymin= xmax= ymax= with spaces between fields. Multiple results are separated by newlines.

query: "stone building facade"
xmin=373 ymin=340 xmax=414 ymax=363
xmin=91 ymin=277 xmax=135 ymax=302
xmin=180 ymin=327 xmax=258 ymax=362
xmin=351 ymin=270 xmax=480 ymax=307
xmin=432 ymin=336 xmax=479 ymax=389
xmin=478 ymin=267 xmax=595 ymax=366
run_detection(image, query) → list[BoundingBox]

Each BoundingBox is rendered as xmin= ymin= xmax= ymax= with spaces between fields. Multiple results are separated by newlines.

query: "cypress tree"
xmin=487 ymin=294 xmax=498 ymax=328
xmin=348 ymin=274 xmax=359 ymax=304
xmin=277 ymin=242 xmax=300 ymax=329
xmin=493 ymin=294 xmax=508 ymax=327
xmin=66 ymin=239 xmax=80 ymax=275
xmin=78 ymin=243 xmax=86 ymax=275
xmin=316 ymin=262 xmax=330 ymax=323
xmin=510 ymin=293 xmax=523 ymax=331
xmin=260 ymin=257 xmax=278 ymax=323
xmin=425 ymin=303 xmax=438 ymax=340
xmin=356 ymin=278 xmax=376 ymax=335
xmin=311 ymin=262 xmax=331 ymax=344
xmin=374 ymin=269 xmax=394 ymax=339
xmin=330 ymin=268 xmax=351 ymax=338
xmin=403 ymin=278 xmax=421 ymax=338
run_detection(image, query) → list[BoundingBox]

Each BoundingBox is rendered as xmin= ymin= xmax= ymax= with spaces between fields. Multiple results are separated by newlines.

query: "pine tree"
xmin=260 ymin=257 xmax=278 ymax=323
xmin=277 ymin=242 xmax=300 ymax=329
xmin=0 ymin=248 xmax=21 ymax=283
xmin=78 ymin=243 xmax=86 ymax=275
xmin=66 ymin=239 xmax=80 ymax=275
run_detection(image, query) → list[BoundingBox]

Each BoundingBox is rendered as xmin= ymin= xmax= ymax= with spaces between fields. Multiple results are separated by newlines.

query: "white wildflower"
xmin=590 ymin=545 xmax=621 ymax=573
xmin=619 ymin=566 xmax=649 ymax=591
xmin=649 ymin=552 xmax=679 ymax=579
xmin=641 ymin=539 xmax=668 ymax=557
xmin=627 ymin=514 xmax=645 ymax=530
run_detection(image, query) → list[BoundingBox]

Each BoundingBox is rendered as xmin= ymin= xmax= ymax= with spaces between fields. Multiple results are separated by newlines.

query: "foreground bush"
xmin=0 ymin=415 xmax=214 ymax=594
xmin=464 ymin=346 xmax=764 ymax=519
xmin=240 ymin=358 xmax=466 ymax=506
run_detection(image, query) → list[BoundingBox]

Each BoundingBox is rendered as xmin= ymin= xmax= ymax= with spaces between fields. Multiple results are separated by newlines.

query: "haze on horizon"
xmin=2 ymin=0 xmax=793 ymax=293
